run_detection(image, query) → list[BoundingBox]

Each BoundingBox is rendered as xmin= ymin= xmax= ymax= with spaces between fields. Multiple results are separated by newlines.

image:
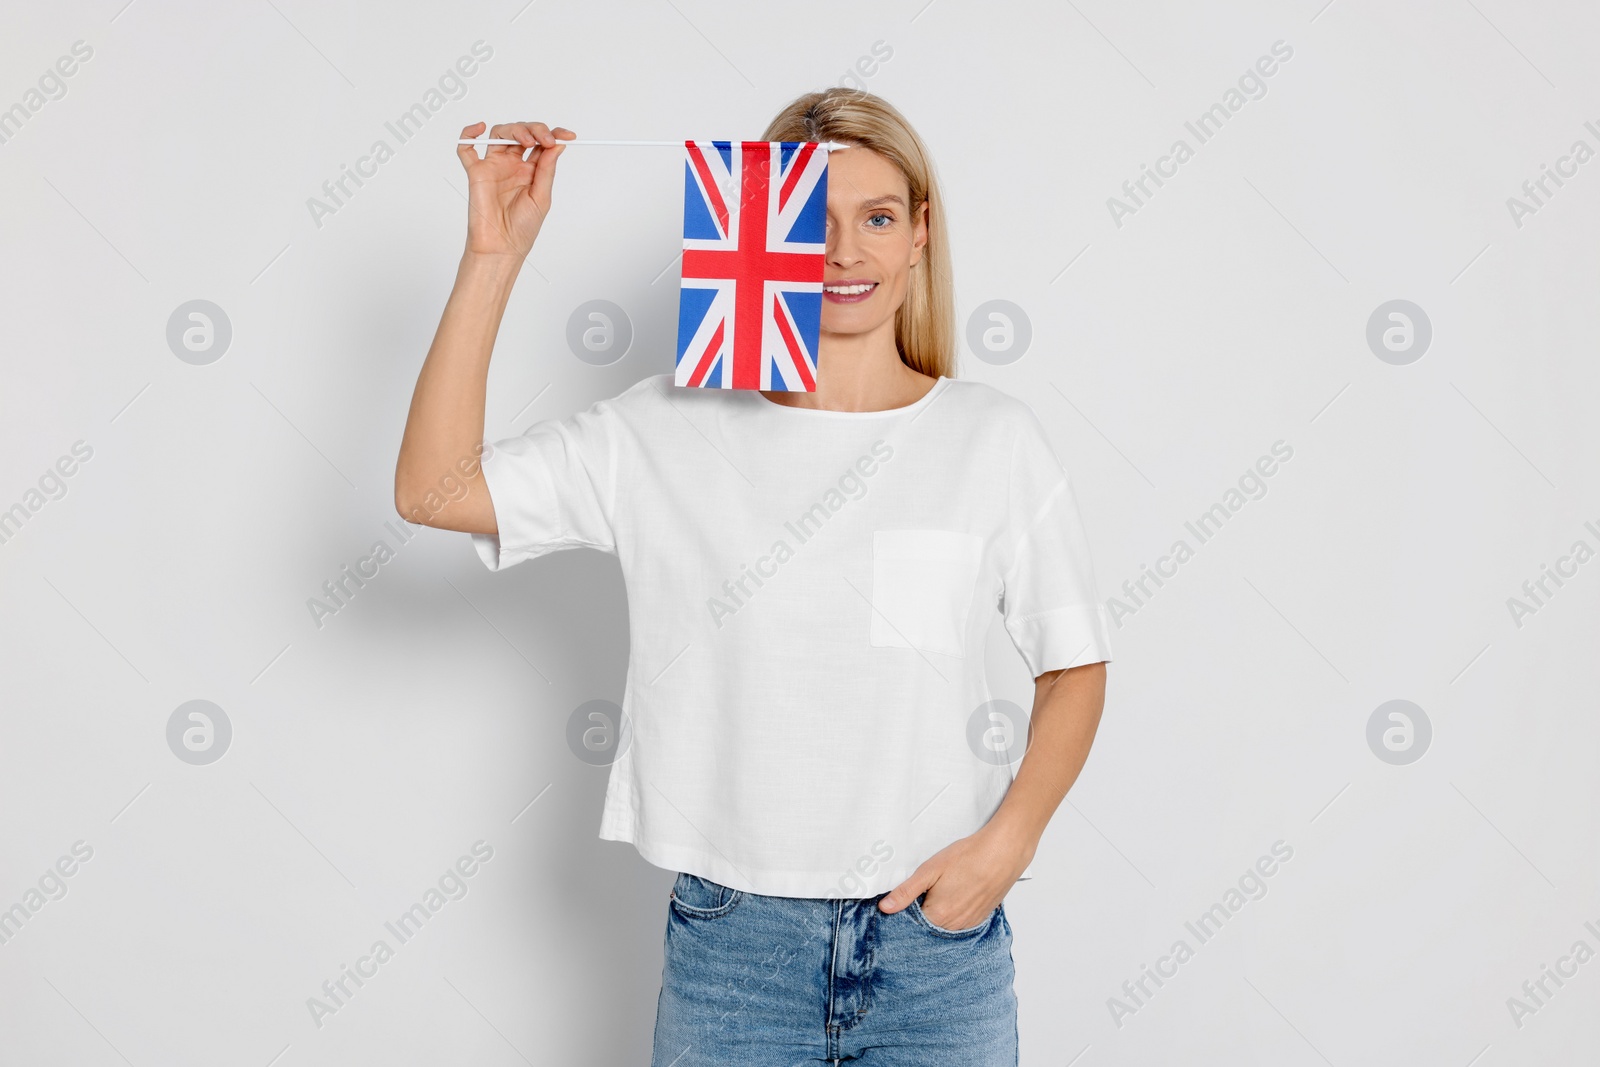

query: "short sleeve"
xmin=471 ymin=397 xmax=618 ymax=571
xmin=998 ymin=407 xmax=1114 ymax=675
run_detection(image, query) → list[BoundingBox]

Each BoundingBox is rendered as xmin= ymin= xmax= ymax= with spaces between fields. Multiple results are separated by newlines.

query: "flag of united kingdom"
xmin=675 ymin=140 xmax=830 ymax=391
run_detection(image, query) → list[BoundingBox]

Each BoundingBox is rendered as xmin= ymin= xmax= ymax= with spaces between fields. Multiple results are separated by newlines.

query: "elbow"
xmin=393 ymin=480 xmax=429 ymax=528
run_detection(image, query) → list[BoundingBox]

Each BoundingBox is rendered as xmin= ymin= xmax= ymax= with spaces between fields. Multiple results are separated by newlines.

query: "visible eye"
xmin=866 ymin=213 xmax=894 ymax=229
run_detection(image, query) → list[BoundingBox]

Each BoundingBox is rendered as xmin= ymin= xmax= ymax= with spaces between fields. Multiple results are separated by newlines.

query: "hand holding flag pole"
xmin=458 ymin=133 xmax=840 ymax=392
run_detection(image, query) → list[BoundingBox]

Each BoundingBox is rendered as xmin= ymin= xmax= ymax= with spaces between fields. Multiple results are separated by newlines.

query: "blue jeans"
xmin=651 ymin=872 xmax=1018 ymax=1065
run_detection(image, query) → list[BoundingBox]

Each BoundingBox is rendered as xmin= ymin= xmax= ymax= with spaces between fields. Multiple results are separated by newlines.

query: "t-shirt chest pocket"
xmin=868 ymin=529 xmax=984 ymax=658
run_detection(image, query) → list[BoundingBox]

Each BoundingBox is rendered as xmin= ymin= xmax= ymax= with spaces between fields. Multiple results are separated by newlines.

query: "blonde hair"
xmin=761 ymin=89 xmax=956 ymax=380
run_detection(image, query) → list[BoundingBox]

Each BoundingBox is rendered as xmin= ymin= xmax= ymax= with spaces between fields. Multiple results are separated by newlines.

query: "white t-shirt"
xmin=471 ymin=372 xmax=1113 ymax=898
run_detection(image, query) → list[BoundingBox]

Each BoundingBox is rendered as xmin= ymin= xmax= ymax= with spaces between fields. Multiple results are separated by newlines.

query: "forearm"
xmin=394 ymin=251 xmax=523 ymax=527
xmin=985 ymin=661 xmax=1107 ymax=857
xmin=878 ymin=661 xmax=1107 ymax=922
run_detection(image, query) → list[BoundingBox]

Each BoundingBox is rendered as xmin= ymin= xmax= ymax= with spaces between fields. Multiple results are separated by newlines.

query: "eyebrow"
xmin=856 ymin=195 xmax=906 ymax=209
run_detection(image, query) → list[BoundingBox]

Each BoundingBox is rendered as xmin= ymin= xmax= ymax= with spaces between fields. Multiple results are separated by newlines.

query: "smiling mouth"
xmin=823 ymin=282 xmax=878 ymax=300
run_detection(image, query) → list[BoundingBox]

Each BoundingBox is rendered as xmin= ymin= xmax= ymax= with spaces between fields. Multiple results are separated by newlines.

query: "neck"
xmin=766 ymin=320 xmax=936 ymax=412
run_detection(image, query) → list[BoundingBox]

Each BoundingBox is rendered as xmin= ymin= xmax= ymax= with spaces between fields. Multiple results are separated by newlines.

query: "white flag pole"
xmin=457 ymin=138 xmax=849 ymax=149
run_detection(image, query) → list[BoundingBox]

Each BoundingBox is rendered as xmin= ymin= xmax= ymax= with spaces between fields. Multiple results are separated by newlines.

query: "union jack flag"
xmin=675 ymin=141 xmax=830 ymax=390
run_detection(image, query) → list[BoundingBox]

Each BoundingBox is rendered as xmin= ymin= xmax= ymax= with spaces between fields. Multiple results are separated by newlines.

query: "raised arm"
xmin=394 ymin=120 xmax=573 ymax=534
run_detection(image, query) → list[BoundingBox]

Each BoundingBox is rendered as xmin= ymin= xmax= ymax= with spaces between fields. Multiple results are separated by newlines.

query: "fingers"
xmin=484 ymin=121 xmax=565 ymax=162
xmin=878 ymin=864 xmax=938 ymax=914
xmin=457 ymin=121 xmax=575 ymax=211
xmin=485 ymin=122 xmax=530 ymax=160
xmin=527 ymin=126 xmax=575 ymax=203
xmin=456 ymin=120 xmax=487 ymax=170
xmin=459 ymin=122 xmax=574 ymax=156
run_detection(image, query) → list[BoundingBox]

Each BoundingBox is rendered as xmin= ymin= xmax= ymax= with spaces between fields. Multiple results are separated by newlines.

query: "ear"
xmin=909 ymin=199 xmax=929 ymax=267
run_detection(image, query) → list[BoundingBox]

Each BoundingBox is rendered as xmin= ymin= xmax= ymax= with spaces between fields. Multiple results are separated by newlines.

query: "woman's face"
xmin=819 ymin=146 xmax=928 ymax=340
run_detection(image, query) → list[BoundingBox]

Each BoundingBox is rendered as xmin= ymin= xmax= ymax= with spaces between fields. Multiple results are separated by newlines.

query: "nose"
xmin=826 ymin=220 xmax=863 ymax=267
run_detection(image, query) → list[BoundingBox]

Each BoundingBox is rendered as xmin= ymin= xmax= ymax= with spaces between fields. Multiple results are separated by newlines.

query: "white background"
xmin=1 ymin=1 xmax=1597 ymax=1063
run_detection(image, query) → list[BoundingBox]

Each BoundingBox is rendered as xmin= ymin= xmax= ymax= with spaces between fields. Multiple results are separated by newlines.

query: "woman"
xmin=395 ymin=89 xmax=1112 ymax=1065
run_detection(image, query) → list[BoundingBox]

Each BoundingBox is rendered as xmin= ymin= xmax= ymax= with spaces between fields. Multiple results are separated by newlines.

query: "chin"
xmin=820 ymin=312 xmax=892 ymax=336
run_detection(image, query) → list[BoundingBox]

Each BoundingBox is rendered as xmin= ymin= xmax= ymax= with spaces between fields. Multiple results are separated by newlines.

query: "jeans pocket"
xmin=907 ymin=894 xmax=1000 ymax=939
xmin=869 ymin=529 xmax=984 ymax=657
xmin=668 ymin=872 xmax=744 ymax=919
